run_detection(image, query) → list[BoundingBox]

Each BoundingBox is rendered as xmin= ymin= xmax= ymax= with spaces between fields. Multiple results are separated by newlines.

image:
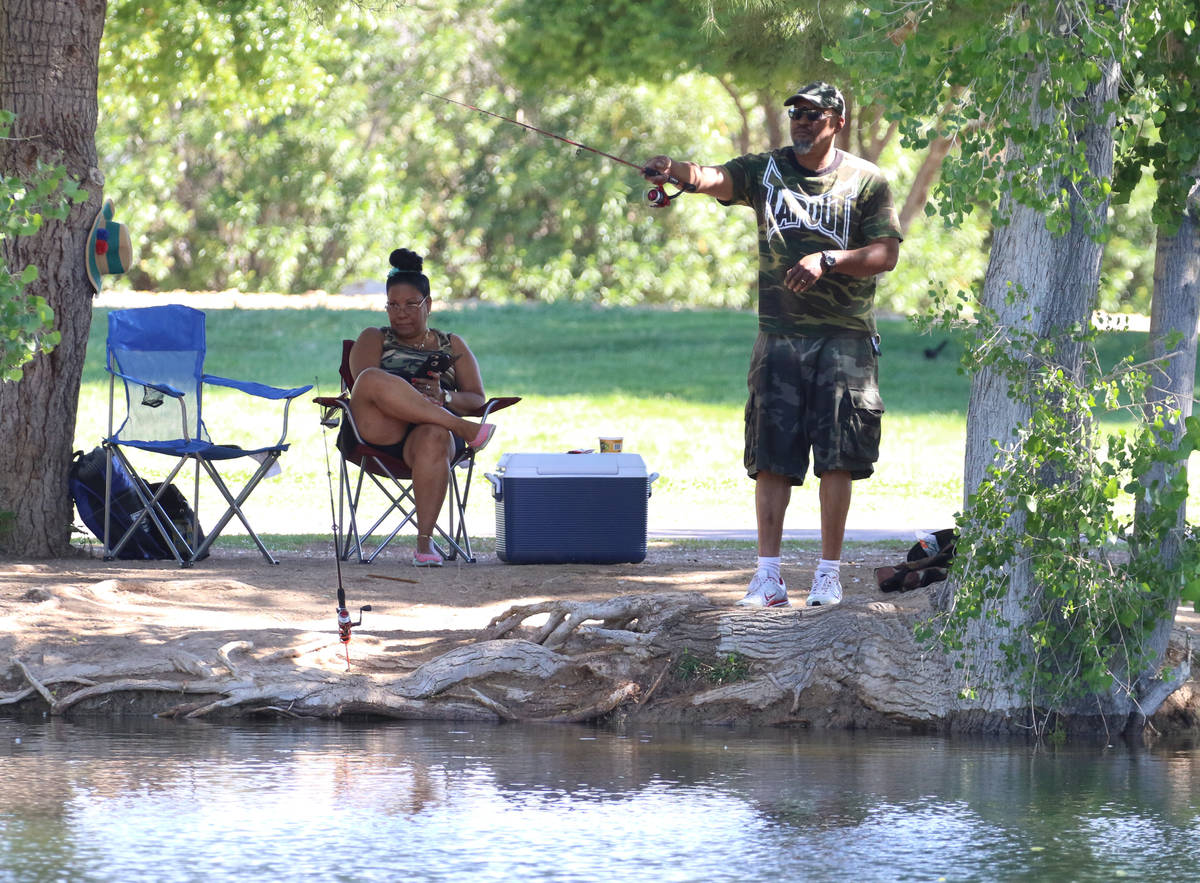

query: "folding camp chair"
xmin=102 ymin=304 xmax=312 ymax=565
xmin=315 ymin=339 xmax=519 ymax=564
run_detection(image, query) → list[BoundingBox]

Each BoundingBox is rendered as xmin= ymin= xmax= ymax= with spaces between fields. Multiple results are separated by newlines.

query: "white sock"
xmin=817 ymin=558 xmax=840 ymax=576
xmin=757 ymin=556 xmax=782 ymax=580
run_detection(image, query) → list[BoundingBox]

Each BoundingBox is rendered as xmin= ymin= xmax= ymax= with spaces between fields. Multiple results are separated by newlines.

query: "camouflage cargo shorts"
xmin=744 ymin=332 xmax=884 ymax=484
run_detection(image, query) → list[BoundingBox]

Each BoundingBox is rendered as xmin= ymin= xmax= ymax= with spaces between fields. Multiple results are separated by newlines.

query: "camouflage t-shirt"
xmin=379 ymin=327 xmax=459 ymax=391
xmin=721 ymin=147 xmax=902 ymax=336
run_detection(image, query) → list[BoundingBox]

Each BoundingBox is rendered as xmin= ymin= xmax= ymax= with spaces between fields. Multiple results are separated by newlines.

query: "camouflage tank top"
xmin=379 ymin=327 xmax=459 ymax=391
xmin=721 ymin=147 xmax=903 ymax=336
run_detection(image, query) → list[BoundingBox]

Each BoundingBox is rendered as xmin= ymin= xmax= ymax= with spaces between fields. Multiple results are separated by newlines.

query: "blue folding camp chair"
xmin=102 ymin=304 xmax=312 ymax=565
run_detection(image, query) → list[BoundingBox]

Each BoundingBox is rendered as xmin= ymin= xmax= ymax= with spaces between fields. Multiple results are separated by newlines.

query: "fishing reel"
xmin=643 ymin=170 xmax=697 ymax=208
xmin=645 ymin=185 xmax=684 ymax=208
xmin=336 ymin=588 xmax=371 ymax=646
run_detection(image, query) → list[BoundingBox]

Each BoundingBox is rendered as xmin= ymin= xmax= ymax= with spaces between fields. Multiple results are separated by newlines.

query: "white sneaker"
xmin=736 ymin=570 xmax=790 ymax=608
xmin=807 ymin=570 xmax=843 ymax=607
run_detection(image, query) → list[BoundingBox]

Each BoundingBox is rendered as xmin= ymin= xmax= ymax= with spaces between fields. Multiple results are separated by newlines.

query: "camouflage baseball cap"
xmin=784 ymin=81 xmax=845 ymax=116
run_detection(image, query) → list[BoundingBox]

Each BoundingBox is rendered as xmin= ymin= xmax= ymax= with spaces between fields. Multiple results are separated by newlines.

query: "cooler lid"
xmin=494 ymin=452 xmax=648 ymax=478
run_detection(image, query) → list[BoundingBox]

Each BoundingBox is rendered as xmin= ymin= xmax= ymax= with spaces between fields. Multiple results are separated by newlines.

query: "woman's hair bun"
xmin=389 ymin=248 xmax=423 ymax=274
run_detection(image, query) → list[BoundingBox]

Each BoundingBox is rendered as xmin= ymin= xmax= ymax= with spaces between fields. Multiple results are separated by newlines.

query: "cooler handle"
xmin=485 ymin=472 xmax=503 ymax=499
xmin=647 ymin=472 xmax=659 ymax=498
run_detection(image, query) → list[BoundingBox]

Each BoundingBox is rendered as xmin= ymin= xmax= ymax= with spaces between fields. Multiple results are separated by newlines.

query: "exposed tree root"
xmin=9 ymin=656 xmax=58 ymax=708
xmin=5 ymin=589 xmax=1197 ymax=735
xmin=485 ymin=592 xmax=711 ymax=649
xmin=538 ymin=683 xmax=641 ymax=722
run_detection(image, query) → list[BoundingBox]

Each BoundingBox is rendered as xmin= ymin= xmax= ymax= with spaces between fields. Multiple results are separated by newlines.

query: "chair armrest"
xmin=475 ymin=395 xmax=522 ymax=421
xmin=108 ymin=369 xmax=185 ymax=399
xmin=204 ymin=374 xmax=313 ymax=400
xmin=314 ymin=395 xmax=350 ymax=429
xmin=203 ymin=376 xmax=313 ymax=448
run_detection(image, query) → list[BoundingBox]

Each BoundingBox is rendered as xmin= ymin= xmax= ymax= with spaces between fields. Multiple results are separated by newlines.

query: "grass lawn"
xmin=74 ymin=295 xmax=1193 ymax=550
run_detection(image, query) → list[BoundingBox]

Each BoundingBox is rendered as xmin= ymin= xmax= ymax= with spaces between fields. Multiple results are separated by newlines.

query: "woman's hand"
xmin=409 ymin=373 xmax=443 ymax=404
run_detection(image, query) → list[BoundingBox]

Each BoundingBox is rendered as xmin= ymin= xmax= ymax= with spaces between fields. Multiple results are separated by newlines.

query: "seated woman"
xmin=348 ymin=247 xmax=495 ymax=567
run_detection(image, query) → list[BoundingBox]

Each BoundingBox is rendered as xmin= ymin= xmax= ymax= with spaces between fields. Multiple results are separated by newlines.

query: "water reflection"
xmin=1 ymin=717 xmax=1198 ymax=881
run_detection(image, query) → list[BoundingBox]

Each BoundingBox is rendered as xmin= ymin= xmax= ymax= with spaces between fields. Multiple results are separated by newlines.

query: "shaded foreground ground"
xmin=3 ymin=540 xmax=1197 ymax=729
xmin=1 ymin=540 xmax=910 ymax=666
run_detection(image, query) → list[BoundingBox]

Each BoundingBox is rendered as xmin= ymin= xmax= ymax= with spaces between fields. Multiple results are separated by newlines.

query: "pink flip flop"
xmin=469 ymin=423 xmax=496 ymax=452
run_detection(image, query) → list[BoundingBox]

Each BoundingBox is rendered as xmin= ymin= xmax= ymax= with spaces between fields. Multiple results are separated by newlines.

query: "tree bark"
xmin=958 ymin=9 xmax=1123 ymax=714
xmin=0 ymin=1 xmax=106 ymax=556
xmin=1129 ymin=162 xmax=1200 ymax=728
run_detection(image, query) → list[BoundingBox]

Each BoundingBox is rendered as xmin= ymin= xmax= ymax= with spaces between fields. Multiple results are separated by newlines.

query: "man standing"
xmin=644 ymin=82 xmax=902 ymax=608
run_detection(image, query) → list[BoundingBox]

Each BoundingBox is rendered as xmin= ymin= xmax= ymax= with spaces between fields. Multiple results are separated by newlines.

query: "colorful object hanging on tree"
xmin=85 ymin=199 xmax=134 ymax=294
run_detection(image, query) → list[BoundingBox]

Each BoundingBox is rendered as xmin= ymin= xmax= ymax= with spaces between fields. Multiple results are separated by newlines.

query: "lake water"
xmin=1 ymin=716 xmax=1198 ymax=882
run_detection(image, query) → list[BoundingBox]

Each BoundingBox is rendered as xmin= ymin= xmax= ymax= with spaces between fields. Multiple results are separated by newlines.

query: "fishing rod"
xmin=318 ymin=381 xmax=372 ymax=671
xmin=422 ymin=90 xmax=696 ymax=207
xmin=336 ymin=587 xmax=371 ymax=671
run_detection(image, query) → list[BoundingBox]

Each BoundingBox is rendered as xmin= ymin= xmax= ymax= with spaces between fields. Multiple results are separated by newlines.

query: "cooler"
xmin=486 ymin=452 xmax=659 ymax=564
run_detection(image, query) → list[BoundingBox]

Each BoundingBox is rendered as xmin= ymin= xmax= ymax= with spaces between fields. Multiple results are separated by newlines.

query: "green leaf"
xmin=1182 ymin=578 xmax=1200 ymax=604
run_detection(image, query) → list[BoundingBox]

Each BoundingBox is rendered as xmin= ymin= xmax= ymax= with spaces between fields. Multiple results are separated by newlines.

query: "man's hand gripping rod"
xmin=422 ymin=91 xmax=695 ymax=207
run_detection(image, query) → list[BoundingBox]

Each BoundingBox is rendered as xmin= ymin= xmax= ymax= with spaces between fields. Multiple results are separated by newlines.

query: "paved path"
xmin=649 ymin=528 xmax=914 ymax=543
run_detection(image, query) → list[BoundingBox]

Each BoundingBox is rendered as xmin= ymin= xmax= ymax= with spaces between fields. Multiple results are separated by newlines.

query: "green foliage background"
xmin=91 ymin=0 xmax=1161 ymax=316
xmin=0 ymin=111 xmax=84 ymax=380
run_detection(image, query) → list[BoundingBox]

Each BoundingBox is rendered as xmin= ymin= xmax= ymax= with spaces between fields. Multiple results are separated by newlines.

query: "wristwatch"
xmin=443 ymin=389 xmax=453 ymax=407
xmin=820 ymin=251 xmax=837 ymax=272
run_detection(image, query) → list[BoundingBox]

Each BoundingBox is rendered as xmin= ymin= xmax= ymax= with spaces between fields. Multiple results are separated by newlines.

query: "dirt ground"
xmin=1 ymin=541 xmax=917 ymax=673
xmin=3 ymin=540 xmax=1197 ymax=718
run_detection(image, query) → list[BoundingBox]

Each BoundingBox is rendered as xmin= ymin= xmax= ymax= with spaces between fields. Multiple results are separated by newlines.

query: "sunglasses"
xmin=788 ymin=107 xmax=830 ymax=122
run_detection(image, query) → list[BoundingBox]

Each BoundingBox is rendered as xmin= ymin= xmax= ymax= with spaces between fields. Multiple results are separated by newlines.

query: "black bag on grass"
xmin=69 ymin=448 xmax=205 ymax=560
xmin=69 ymin=447 xmax=163 ymax=559
xmin=149 ymin=480 xmax=208 ymax=561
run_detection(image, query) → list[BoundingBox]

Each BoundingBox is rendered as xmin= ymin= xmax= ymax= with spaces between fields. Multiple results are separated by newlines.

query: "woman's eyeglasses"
xmin=386 ymin=295 xmax=429 ymax=313
xmin=788 ymin=107 xmax=829 ymax=122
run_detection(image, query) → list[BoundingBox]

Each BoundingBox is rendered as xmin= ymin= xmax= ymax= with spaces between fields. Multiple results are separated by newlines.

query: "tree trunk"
xmin=854 ymin=102 xmax=897 ymax=166
xmin=0 ymin=1 xmax=106 ymax=556
xmin=1129 ymin=162 xmax=1200 ymax=726
xmin=894 ymin=91 xmax=963 ymax=230
xmin=958 ymin=17 xmax=1122 ymax=715
xmin=715 ymin=77 xmax=752 ymax=156
xmin=897 ymin=135 xmax=950 ymax=234
xmin=759 ymin=89 xmax=782 ymax=153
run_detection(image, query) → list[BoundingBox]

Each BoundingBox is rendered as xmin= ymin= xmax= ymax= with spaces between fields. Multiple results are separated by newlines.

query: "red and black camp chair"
xmin=315 ymin=339 xmax=519 ymax=564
